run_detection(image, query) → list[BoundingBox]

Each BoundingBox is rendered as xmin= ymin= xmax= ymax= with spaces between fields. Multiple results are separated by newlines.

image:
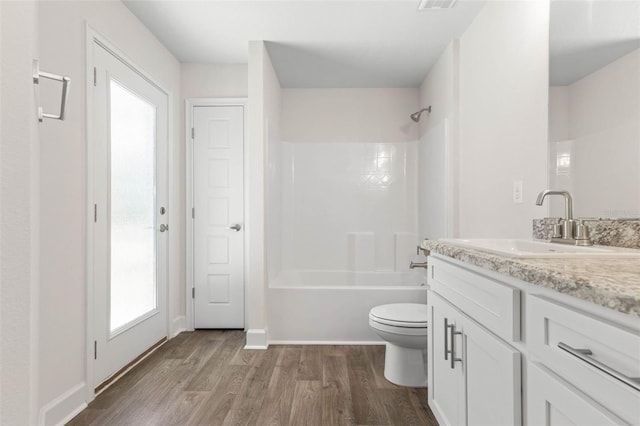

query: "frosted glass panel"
xmin=109 ymin=79 xmax=157 ymax=333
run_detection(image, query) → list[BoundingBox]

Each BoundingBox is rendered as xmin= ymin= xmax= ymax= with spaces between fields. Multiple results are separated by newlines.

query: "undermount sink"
xmin=437 ymin=238 xmax=640 ymax=258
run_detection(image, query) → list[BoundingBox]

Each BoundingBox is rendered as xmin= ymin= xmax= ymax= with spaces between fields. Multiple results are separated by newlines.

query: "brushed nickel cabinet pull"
xmin=558 ymin=342 xmax=640 ymax=392
xmin=448 ymin=322 xmax=463 ymax=369
xmin=444 ymin=318 xmax=449 ymax=361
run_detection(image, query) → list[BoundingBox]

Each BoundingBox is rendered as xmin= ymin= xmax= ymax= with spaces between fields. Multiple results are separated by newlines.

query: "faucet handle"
xmin=575 ymin=220 xmax=593 ymax=246
xmin=551 ymin=223 xmax=563 ymax=239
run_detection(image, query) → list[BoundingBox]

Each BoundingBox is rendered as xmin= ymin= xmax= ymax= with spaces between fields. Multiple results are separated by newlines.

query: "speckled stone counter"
xmin=423 ymin=239 xmax=640 ymax=317
xmin=533 ymin=218 xmax=640 ymax=249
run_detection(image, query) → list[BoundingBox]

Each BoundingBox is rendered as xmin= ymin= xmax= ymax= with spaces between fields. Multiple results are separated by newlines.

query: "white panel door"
xmin=92 ymin=41 xmax=168 ymax=386
xmin=193 ymin=106 xmax=244 ymax=328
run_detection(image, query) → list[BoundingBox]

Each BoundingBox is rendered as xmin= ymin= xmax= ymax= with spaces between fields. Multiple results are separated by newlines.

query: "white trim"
xmin=268 ymin=340 xmax=384 ymax=346
xmin=93 ymin=339 xmax=167 ymax=397
xmin=244 ymin=329 xmax=269 ymax=349
xmin=185 ymin=98 xmax=249 ymax=332
xmin=38 ymin=382 xmax=87 ymax=426
xmin=84 ymin=24 xmax=172 ymax=401
xmin=171 ymin=315 xmax=186 ymax=338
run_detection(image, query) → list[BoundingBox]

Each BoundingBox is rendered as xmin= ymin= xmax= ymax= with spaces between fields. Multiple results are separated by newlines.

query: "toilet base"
xmin=383 ymin=342 xmax=428 ymax=387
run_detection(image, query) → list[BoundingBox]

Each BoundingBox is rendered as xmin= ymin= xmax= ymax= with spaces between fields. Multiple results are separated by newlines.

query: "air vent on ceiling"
xmin=417 ymin=0 xmax=457 ymax=10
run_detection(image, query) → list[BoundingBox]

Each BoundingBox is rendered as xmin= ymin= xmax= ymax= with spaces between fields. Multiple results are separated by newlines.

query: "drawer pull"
xmin=558 ymin=342 xmax=640 ymax=392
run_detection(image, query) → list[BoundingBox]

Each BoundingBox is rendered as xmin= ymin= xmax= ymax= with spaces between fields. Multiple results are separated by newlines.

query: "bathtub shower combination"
xmin=266 ymin=140 xmax=428 ymax=343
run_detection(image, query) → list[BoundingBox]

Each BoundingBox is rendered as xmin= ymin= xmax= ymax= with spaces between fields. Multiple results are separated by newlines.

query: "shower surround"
xmin=265 ymin=88 xmax=427 ymax=343
xmin=267 ymin=140 xmax=427 ymax=342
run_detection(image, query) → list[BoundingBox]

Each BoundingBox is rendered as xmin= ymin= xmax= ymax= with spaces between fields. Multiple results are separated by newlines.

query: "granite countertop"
xmin=423 ymin=240 xmax=640 ymax=317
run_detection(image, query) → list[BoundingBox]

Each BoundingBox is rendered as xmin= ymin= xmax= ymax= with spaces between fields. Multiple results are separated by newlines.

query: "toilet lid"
xmin=369 ymin=303 xmax=428 ymax=328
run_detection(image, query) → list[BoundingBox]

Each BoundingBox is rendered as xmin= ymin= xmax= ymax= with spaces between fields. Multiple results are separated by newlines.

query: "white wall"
xmin=549 ymin=49 xmax=640 ymax=218
xmin=418 ymin=42 xmax=458 ymax=239
xmin=181 ymin=63 xmax=248 ymax=99
xmin=246 ymin=41 xmax=281 ymax=348
xmin=36 ymin=1 xmax=181 ymax=423
xmin=548 ymin=86 xmax=569 ymax=142
xmin=282 ymin=88 xmax=418 ymax=143
xmin=457 ymin=0 xmax=549 ymax=237
xmin=0 ymin=2 xmax=40 ymax=424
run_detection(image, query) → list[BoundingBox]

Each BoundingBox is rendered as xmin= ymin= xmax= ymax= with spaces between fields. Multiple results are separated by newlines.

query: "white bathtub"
xmin=267 ymin=270 xmax=428 ymax=344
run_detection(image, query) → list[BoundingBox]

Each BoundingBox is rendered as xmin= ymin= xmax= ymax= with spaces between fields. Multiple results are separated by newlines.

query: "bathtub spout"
xmin=409 ymin=261 xmax=428 ymax=269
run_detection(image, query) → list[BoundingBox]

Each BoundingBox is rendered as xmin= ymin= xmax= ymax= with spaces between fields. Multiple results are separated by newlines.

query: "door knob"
xmin=159 ymin=224 xmax=169 ymax=232
xmin=227 ymin=224 xmax=242 ymax=232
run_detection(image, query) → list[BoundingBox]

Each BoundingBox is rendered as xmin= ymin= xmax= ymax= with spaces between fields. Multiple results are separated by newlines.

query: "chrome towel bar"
xmin=33 ymin=59 xmax=70 ymax=122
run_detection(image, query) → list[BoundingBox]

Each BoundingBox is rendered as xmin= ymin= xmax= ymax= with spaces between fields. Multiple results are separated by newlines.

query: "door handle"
xmin=159 ymin=224 xmax=169 ymax=232
xmin=227 ymin=224 xmax=242 ymax=232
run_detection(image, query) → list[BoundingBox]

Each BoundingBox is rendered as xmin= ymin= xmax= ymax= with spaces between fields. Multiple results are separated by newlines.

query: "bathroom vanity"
xmin=424 ymin=239 xmax=640 ymax=426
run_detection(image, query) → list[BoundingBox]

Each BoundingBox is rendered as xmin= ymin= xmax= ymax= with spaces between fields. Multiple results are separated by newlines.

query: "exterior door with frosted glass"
xmin=92 ymin=41 xmax=168 ymax=387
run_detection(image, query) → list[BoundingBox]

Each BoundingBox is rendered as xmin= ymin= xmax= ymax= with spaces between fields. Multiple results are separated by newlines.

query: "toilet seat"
xmin=369 ymin=303 xmax=427 ymax=328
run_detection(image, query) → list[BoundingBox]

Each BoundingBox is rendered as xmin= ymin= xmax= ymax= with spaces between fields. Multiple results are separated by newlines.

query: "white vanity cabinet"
xmin=527 ymin=295 xmax=640 ymax=425
xmin=427 ymin=253 xmax=640 ymax=426
xmin=427 ymin=256 xmax=522 ymax=426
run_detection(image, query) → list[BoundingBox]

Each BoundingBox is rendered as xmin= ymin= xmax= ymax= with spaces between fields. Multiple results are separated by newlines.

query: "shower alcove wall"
xmin=266 ymin=88 xmax=428 ymax=343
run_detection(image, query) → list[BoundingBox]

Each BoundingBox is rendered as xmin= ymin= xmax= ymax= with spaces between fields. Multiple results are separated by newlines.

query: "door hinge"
xmin=191 ymin=127 xmax=195 ymax=139
xmin=93 ymin=67 xmax=97 ymax=86
xmin=94 ymin=204 xmax=97 ymax=223
xmin=192 ymin=287 xmax=195 ymax=299
xmin=94 ymin=340 xmax=97 ymax=359
xmin=192 ymin=207 xmax=195 ymax=219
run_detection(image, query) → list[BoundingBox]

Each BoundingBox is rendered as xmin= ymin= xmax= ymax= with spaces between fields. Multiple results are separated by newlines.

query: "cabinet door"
xmin=464 ymin=314 xmax=521 ymax=426
xmin=428 ymin=292 xmax=465 ymax=426
xmin=528 ymin=362 xmax=626 ymax=426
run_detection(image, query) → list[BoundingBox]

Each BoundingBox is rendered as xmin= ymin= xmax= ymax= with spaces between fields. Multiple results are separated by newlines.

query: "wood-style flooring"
xmin=68 ymin=330 xmax=438 ymax=426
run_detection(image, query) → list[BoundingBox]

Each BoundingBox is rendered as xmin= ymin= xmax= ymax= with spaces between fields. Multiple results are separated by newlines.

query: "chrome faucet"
xmin=410 ymin=242 xmax=429 ymax=269
xmin=535 ymin=189 xmax=592 ymax=246
xmin=536 ymin=190 xmax=575 ymax=239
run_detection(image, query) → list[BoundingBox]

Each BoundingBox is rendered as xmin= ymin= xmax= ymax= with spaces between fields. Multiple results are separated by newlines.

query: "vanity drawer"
xmin=527 ymin=361 xmax=626 ymax=426
xmin=527 ymin=295 xmax=640 ymax=424
xmin=428 ymin=256 xmax=520 ymax=342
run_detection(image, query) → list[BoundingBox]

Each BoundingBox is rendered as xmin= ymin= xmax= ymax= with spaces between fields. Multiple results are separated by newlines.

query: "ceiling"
xmin=122 ymin=0 xmax=485 ymax=88
xmin=550 ymin=0 xmax=640 ymax=85
xmin=123 ymin=0 xmax=640 ymax=88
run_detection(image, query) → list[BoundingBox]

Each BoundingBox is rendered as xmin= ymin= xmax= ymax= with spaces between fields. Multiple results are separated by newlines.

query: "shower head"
xmin=410 ymin=106 xmax=432 ymax=122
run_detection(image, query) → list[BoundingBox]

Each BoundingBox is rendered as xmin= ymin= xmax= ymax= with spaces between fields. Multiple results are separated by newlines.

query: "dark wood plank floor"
xmin=68 ymin=330 xmax=438 ymax=426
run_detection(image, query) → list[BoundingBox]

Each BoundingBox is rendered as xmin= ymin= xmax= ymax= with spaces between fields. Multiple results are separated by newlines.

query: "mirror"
xmin=548 ymin=0 xmax=640 ymax=219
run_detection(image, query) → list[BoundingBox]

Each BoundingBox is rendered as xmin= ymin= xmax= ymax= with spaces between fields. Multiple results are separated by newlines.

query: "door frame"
xmin=185 ymin=98 xmax=249 ymax=331
xmin=85 ymin=25 xmax=173 ymax=401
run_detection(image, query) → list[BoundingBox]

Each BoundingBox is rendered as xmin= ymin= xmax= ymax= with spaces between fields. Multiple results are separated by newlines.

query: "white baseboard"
xmin=38 ymin=382 xmax=87 ymax=426
xmin=171 ymin=315 xmax=186 ymax=338
xmin=244 ymin=329 xmax=268 ymax=349
xmin=268 ymin=340 xmax=384 ymax=345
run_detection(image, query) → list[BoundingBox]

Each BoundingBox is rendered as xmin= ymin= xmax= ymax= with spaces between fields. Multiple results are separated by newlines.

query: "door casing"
xmin=185 ymin=98 xmax=249 ymax=331
xmin=85 ymin=25 xmax=173 ymax=401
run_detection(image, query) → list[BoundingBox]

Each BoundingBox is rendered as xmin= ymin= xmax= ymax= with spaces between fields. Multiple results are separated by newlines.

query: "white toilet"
xmin=369 ymin=303 xmax=428 ymax=387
